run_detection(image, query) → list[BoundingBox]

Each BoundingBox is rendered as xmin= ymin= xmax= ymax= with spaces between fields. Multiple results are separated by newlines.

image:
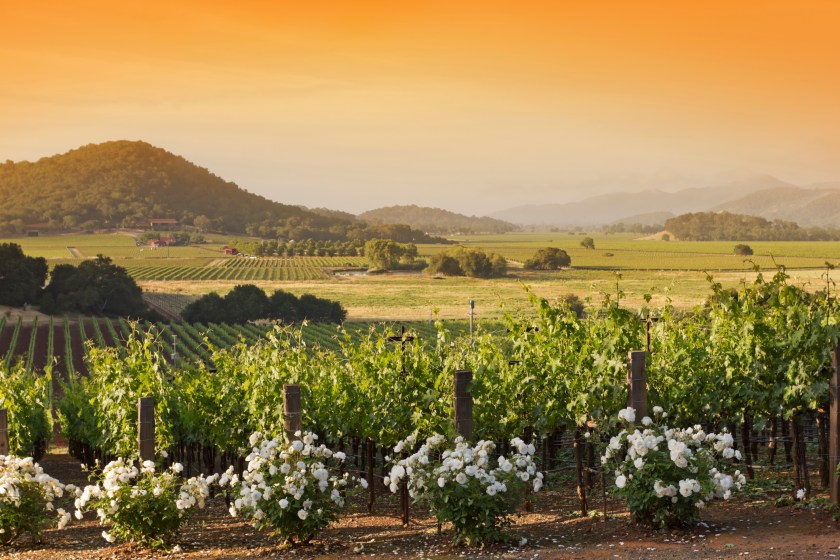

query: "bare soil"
xmin=2 ymin=451 xmax=838 ymax=560
xmin=0 ymin=306 xmax=52 ymax=325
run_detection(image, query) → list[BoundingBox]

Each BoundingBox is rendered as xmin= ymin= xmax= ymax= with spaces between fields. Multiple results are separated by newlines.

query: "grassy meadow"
xmin=6 ymin=231 xmax=840 ymax=320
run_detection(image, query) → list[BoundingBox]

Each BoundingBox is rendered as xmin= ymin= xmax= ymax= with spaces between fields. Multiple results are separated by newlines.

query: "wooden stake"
xmin=830 ymin=343 xmax=840 ymax=503
xmin=627 ymin=351 xmax=648 ymax=420
xmin=453 ymin=370 xmax=473 ymax=440
xmin=137 ymin=397 xmax=155 ymax=462
xmin=574 ymin=428 xmax=587 ymax=516
xmin=283 ymin=384 xmax=302 ymax=439
xmin=0 ymin=408 xmax=9 ymax=456
xmin=741 ymin=411 xmax=755 ymax=480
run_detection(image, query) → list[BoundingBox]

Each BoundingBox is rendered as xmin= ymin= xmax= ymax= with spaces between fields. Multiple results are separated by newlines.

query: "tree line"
xmin=0 ymin=243 xmax=158 ymax=318
xmin=181 ymin=285 xmax=346 ymax=324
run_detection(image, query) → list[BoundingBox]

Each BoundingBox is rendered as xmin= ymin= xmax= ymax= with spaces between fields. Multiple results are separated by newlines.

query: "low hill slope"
xmin=359 ymin=204 xmax=517 ymax=234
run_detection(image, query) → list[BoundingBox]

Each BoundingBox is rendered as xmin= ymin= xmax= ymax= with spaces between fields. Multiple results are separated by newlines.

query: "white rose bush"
xmin=0 ymin=454 xmax=72 ymax=545
xmin=602 ymin=406 xmax=746 ymax=528
xmin=74 ymin=457 xmax=215 ymax=549
xmin=223 ymin=431 xmax=367 ymax=545
xmin=386 ymin=434 xmax=543 ymax=546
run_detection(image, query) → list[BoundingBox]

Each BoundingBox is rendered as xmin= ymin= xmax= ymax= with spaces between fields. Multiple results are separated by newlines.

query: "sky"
xmin=2 ymin=1 xmax=840 ymax=215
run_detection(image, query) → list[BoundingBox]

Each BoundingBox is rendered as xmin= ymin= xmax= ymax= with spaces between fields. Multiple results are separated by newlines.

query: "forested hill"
xmin=0 ymin=141 xmax=445 ymax=243
xmin=664 ymin=211 xmax=840 ymax=241
xmin=359 ymin=205 xmax=517 ymax=234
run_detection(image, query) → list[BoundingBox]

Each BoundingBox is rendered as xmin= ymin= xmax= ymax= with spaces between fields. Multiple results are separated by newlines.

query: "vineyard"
xmin=0 ymin=316 xmax=472 ymax=379
xmin=3 ymin=269 xmax=837 ymax=484
xmin=121 ymin=256 xmax=368 ymax=281
xmin=2 ymin=268 xmax=840 ymax=555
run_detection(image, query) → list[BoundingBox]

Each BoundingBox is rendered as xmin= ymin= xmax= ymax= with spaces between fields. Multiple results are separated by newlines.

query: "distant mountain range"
xmin=6 ymin=141 xmax=839 ymax=235
xmin=491 ymin=176 xmax=814 ymax=226
xmin=359 ymin=205 xmax=517 ymax=234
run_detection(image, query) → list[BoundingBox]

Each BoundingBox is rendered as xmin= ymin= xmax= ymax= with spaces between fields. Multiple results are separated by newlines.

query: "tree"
xmin=428 ymin=253 xmax=463 ymax=276
xmin=365 ymin=239 xmax=415 ymax=270
xmin=224 ymin=285 xmax=271 ymax=323
xmin=39 ymin=255 xmax=148 ymax=316
xmin=193 ymin=215 xmax=212 ymax=232
xmin=0 ymin=243 xmax=48 ymax=306
xmin=181 ymin=292 xmax=227 ymax=323
xmin=426 ymin=247 xmax=506 ymax=278
xmin=269 ymin=290 xmax=300 ymax=322
xmin=181 ymin=285 xmax=346 ymax=324
xmin=580 ymin=237 xmax=595 ymax=250
xmin=523 ymin=247 xmax=571 ymax=270
xmin=734 ymin=244 xmax=754 ymax=256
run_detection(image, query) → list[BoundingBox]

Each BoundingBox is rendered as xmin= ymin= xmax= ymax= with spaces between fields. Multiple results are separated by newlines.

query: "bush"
xmin=387 ymin=434 xmax=542 ymax=546
xmin=426 ymin=248 xmax=507 ymax=278
xmin=0 ymin=455 xmax=71 ymax=545
xmin=225 ymin=431 xmax=366 ymax=544
xmin=733 ymin=244 xmax=754 ymax=256
xmin=601 ymin=407 xmax=746 ymax=528
xmin=75 ymin=458 xmax=214 ymax=549
xmin=580 ymin=236 xmax=595 ymax=249
xmin=523 ymin=247 xmax=571 ymax=270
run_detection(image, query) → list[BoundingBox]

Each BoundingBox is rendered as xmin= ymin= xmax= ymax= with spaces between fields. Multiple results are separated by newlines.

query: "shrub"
xmin=733 ymin=244 xmax=753 ymax=256
xmin=224 ymin=431 xmax=367 ymax=545
xmin=75 ymin=458 xmax=214 ymax=549
xmin=601 ymin=407 xmax=746 ymax=528
xmin=0 ymin=455 xmax=72 ymax=545
xmin=386 ymin=434 xmax=542 ymax=546
xmin=523 ymin=247 xmax=571 ymax=270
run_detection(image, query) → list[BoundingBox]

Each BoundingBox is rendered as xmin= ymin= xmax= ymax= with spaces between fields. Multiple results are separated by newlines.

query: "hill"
xmin=714 ymin=186 xmax=840 ymax=227
xmin=491 ymin=176 xmax=793 ymax=226
xmin=359 ymin=205 xmax=517 ymax=234
xmin=0 ymin=141 xmax=445 ymax=244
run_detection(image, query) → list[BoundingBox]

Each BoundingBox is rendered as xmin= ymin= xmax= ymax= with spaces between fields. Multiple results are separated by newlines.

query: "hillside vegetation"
xmin=359 ymin=204 xmax=517 ymax=234
xmin=0 ymin=141 xmax=446 ymax=244
xmin=664 ymin=211 xmax=840 ymax=241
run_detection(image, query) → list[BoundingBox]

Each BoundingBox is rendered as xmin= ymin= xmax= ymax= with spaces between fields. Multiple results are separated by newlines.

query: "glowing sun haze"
xmin=2 ymin=1 xmax=839 ymax=214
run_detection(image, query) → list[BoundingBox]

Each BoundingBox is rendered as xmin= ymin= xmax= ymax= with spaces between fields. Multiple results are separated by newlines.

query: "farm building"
xmin=150 ymin=218 xmax=178 ymax=231
xmin=149 ymin=236 xmax=175 ymax=248
xmin=223 ymin=246 xmax=239 ymax=255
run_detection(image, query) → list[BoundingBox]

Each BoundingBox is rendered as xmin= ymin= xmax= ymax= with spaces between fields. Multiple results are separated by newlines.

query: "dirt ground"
xmin=0 ymin=306 xmax=51 ymax=325
xmin=3 ymin=451 xmax=839 ymax=560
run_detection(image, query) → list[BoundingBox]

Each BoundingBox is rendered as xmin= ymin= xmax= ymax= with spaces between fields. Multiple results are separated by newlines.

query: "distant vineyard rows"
xmin=121 ymin=256 xmax=368 ymax=281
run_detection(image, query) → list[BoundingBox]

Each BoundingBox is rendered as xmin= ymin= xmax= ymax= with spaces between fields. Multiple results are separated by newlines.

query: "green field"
xmin=7 ymin=231 xmax=840 ymax=320
xmin=420 ymin=232 xmax=840 ymax=270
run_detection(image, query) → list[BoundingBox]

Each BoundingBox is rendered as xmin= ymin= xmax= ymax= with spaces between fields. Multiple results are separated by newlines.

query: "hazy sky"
xmin=2 ymin=1 xmax=839 ymax=215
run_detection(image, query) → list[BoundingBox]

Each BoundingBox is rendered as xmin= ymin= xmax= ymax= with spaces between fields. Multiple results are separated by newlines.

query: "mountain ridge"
xmin=488 ymin=176 xmax=840 ymax=226
xmin=0 ymin=141 xmax=445 ymax=243
xmin=358 ymin=204 xmax=517 ymax=234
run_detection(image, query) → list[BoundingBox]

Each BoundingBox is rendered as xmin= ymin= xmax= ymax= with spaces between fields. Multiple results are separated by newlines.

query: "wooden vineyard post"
xmin=137 ymin=397 xmax=155 ymax=462
xmin=387 ymin=326 xmax=416 ymax=526
xmin=830 ymin=343 xmax=840 ymax=503
xmin=627 ymin=351 xmax=648 ymax=421
xmin=574 ymin=427 xmax=587 ymax=516
xmin=454 ymin=370 xmax=473 ymax=440
xmin=283 ymin=384 xmax=302 ymax=440
xmin=0 ymin=408 xmax=9 ymax=456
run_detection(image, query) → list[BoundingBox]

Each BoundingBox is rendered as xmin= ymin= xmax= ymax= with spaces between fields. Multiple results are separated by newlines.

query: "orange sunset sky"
xmin=2 ymin=1 xmax=839 ymax=214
